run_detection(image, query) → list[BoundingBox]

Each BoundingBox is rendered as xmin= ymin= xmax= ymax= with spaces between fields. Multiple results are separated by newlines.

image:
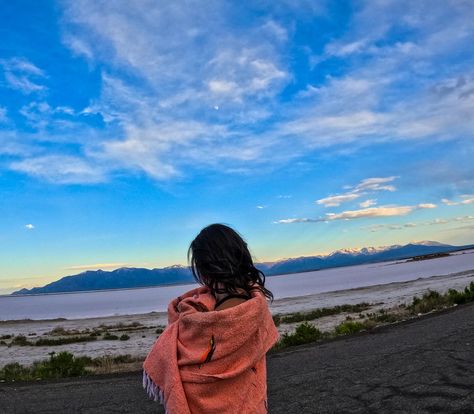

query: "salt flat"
xmin=1 ymin=258 xmax=473 ymax=366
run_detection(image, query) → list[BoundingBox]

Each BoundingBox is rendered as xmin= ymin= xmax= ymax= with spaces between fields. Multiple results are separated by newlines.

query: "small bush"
xmin=335 ymin=321 xmax=367 ymax=335
xmin=409 ymin=290 xmax=449 ymax=314
xmin=0 ymin=352 xmax=89 ymax=382
xmin=119 ymin=334 xmax=130 ymax=341
xmin=32 ymin=352 xmax=89 ymax=379
xmin=103 ymin=333 xmax=119 ymax=340
xmin=0 ymin=334 xmax=12 ymax=340
xmin=11 ymin=335 xmax=30 ymax=346
xmin=0 ymin=362 xmax=32 ymax=381
xmin=279 ymin=322 xmax=323 ymax=347
xmin=35 ymin=336 xmax=97 ymax=346
xmin=49 ymin=326 xmax=71 ymax=336
xmin=447 ymin=282 xmax=474 ymax=304
xmin=155 ymin=327 xmax=164 ymax=334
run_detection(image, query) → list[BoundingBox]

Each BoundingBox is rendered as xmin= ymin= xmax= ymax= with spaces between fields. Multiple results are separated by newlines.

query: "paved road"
xmin=1 ymin=303 xmax=473 ymax=413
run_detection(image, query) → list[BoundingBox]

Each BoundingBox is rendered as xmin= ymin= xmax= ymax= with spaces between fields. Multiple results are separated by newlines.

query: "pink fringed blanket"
xmin=143 ymin=286 xmax=279 ymax=414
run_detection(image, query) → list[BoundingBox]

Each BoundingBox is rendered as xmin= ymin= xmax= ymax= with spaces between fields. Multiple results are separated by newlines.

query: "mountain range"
xmin=12 ymin=241 xmax=471 ymax=295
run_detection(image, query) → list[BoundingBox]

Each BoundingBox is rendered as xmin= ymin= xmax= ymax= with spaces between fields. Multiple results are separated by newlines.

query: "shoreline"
xmin=1 ymin=268 xmax=473 ymax=367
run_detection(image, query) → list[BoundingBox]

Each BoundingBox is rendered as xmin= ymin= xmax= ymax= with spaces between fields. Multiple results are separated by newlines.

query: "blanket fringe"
xmin=143 ymin=370 xmax=166 ymax=409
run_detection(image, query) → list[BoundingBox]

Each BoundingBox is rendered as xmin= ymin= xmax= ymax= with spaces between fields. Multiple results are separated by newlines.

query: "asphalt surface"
xmin=1 ymin=302 xmax=473 ymax=413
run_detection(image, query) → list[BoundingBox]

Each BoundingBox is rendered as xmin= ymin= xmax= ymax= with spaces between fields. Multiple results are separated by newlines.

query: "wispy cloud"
xmin=10 ymin=155 xmax=106 ymax=184
xmin=359 ymin=199 xmax=377 ymax=208
xmin=276 ymin=202 xmax=436 ymax=224
xmin=442 ymin=195 xmax=474 ymax=206
xmin=2 ymin=1 xmax=473 ymax=184
xmin=24 ymin=224 xmax=35 ymax=230
xmin=365 ymin=215 xmax=474 ymax=232
xmin=316 ymin=176 xmax=397 ymax=207
xmin=316 ymin=193 xmax=360 ymax=207
xmin=326 ymin=205 xmax=415 ymax=220
xmin=0 ymin=58 xmax=46 ymax=94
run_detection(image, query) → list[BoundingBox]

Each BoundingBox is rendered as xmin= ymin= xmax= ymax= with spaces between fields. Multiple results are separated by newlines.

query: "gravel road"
xmin=1 ymin=302 xmax=473 ymax=413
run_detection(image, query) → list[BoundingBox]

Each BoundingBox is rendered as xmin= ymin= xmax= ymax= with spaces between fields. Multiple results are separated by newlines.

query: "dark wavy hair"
xmin=188 ymin=223 xmax=273 ymax=301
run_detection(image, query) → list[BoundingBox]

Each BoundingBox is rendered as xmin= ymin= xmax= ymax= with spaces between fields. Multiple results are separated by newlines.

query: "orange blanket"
xmin=143 ymin=286 xmax=279 ymax=413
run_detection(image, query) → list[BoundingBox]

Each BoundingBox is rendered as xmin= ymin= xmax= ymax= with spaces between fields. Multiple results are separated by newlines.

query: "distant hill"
xmin=12 ymin=241 xmax=471 ymax=295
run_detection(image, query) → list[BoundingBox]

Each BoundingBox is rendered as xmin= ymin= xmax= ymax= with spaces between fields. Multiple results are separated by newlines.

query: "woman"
xmin=143 ymin=223 xmax=279 ymax=413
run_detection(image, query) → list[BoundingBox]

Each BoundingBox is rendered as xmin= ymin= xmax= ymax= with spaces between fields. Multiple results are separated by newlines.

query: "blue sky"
xmin=0 ymin=0 xmax=473 ymax=293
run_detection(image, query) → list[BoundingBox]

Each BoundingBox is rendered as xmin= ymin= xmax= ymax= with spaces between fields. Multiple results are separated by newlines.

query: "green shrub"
xmin=11 ymin=335 xmax=30 ymax=346
xmin=447 ymin=282 xmax=474 ymax=304
xmin=0 ymin=362 xmax=32 ymax=381
xmin=103 ymin=333 xmax=119 ymax=340
xmin=119 ymin=334 xmax=130 ymax=341
xmin=279 ymin=322 xmax=323 ymax=347
xmin=32 ymin=352 xmax=89 ymax=379
xmin=35 ymin=336 xmax=97 ymax=346
xmin=335 ymin=321 xmax=367 ymax=335
xmin=0 ymin=352 xmax=89 ymax=382
xmin=48 ymin=326 xmax=71 ymax=336
xmin=0 ymin=334 xmax=12 ymax=340
xmin=409 ymin=289 xmax=450 ymax=314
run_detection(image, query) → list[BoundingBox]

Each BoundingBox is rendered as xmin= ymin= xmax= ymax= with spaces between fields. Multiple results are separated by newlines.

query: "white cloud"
xmin=316 ymin=177 xmax=397 ymax=208
xmin=359 ymin=199 xmax=377 ymax=208
xmin=10 ymin=155 xmax=106 ymax=184
xmin=277 ymin=200 xmax=438 ymax=224
xmin=256 ymin=205 xmax=265 ymax=209
xmin=442 ymin=195 xmax=474 ymax=206
xmin=441 ymin=198 xmax=458 ymax=206
xmin=25 ymin=224 xmax=35 ymax=230
xmin=316 ymin=193 xmax=360 ymax=207
xmin=208 ymin=80 xmax=239 ymax=95
xmin=353 ymin=177 xmax=398 ymax=192
xmin=365 ymin=215 xmax=474 ymax=232
xmin=0 ymin=58 xmax=46 ymax=94
xmin=325 ymin=205 xmax=414 ymax=220
xmin=325 ymin=39 xmax=367 ymax=57
xmin=5 ymin=1 xmax=474 ymax=184
xmin=428 ymin=218 xmax=449 ymax=225
xmin=274 ymin=218 xmax=320 ymax=224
